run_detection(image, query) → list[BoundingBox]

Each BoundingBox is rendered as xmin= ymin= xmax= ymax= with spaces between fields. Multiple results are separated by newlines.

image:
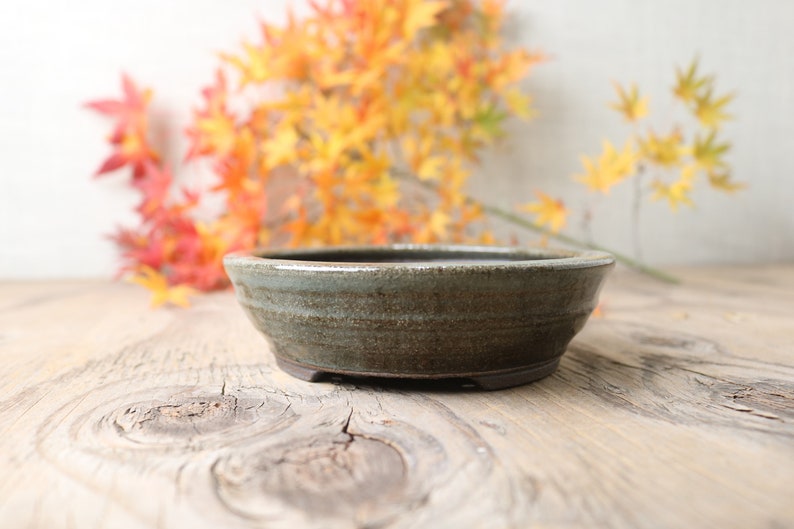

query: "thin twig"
xmin=394 ymin=168 xmax=679 ymax=284
xmin=632 ymin=164 xmax=645 ymax=261
xmin=476 ymin=200 xmax=679 ymax=283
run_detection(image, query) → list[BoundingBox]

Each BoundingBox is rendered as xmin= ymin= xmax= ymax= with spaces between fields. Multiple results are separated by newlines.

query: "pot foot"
xmin=468 ymin=358 xmax=561 ymax=390
xmin=276 ymin=357 xmax=326 ymax=382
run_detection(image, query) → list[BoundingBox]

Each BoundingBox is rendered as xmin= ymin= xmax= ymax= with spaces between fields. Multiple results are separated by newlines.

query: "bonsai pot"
xmin=224 ymin=244 xmax=614 ymax=390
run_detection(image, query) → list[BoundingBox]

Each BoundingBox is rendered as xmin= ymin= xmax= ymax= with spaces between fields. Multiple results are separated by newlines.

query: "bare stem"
xmin=394 ymin=168 xmax=679 ymax=284
xmin=632 ymin=164 xmax=645 ymax=261
xmin=476 ymin=199 xmax=678 ymax=283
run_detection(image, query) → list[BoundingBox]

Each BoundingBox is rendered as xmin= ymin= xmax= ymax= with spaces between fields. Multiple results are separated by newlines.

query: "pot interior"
xmin=259 ymin=247 xmax=562 ymax=264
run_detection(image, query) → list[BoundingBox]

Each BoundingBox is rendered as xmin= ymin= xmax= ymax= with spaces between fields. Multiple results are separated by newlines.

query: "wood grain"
xmin=1 ymin=266 xmax=792 ymax=528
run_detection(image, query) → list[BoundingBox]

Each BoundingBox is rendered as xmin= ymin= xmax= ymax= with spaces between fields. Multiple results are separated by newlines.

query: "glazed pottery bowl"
xmin=224 ymin=245 xmax=614 ymax=390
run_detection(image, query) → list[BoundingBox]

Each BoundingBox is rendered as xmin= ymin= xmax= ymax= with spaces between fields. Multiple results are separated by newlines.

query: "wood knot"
xmin=106 ymin=388 xmax=295 ymax=448
xmin=212 ymin=430 xmax=406 ymax=520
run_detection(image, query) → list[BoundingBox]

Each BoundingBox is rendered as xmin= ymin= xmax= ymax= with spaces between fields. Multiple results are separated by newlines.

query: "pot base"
xmin=275 ymin=355 xmax=561 ymax=391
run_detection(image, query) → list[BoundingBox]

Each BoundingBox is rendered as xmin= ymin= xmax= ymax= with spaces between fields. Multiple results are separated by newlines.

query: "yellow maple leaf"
xmin=315 ymin=62 xmax=355 ymax=90
xmin=320 ymin=204 xmax=359 ymax=244
xmin=520 ymin=191 xmax=567 ymax=233
xmin=609 ymin=82 xmax=648 ymax=122
xmin=403 ymin=0 xmax=447 ymax=38
xmin=351 ymin=149 xmax=391 ymax=181
xmin=417 ymin=156 xmax=444 ymax=181
xmin=504 ymin=88 xmax=534 ymax=120
xmin=490 ymin=49 xmax=539 ymax=90
xmin=651 ymin=175 xmax=694 ymax=211
xmin=425 ymin=41 xmax=455 ymax=73
xmin=429 ymin=210 xmax=450 ymax=238
xmin=263 ymin=127 xmax=300 ymax=168
xmin=673 ymin=59 xmax=711 ymax=104
xmin=692 ymin=129 xmax=731 ymax=171
xmin=575 ymin=140 xmax=635 ymax=193
xmin=224 ymin=42 xmax=269 ymax=85
xmin=694 ymin=88 xmax=733 ymax=129
xmin=639 ymin=129 xmax=688 ymax=167
xmin=403 ymin=135 xmax=444 ymax=180
xmin=129 ymin=266 xmax=196 ymax=308
xmin=707 ymin=170 xmax=745 ymax=192
xmin=430 ymin=92 xmax=456 ymax=126
xmin=372 ymin=175 xmax=401 ymax=208
xmin=311 ymin=94 xmax=348 ymax=132
xmin=194 ymin=114 xmax=237 ymax=157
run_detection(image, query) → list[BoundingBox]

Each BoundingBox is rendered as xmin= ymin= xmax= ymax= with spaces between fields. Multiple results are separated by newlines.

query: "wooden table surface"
xmin=1 ymin=266 xmax=792 ymax=529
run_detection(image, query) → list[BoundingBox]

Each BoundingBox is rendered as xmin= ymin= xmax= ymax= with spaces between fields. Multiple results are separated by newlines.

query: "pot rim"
xmin=223 ymin=244 xmax=615 ymax=272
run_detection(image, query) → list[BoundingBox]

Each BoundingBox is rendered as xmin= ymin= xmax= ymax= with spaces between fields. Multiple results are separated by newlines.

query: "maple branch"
xmin=474 ymin=199 xmax=679 ymax=284
xmin=393 ymin=169 xmax=679 ymax=284
xmin=632 ymin=163 xmax=645 ymax=261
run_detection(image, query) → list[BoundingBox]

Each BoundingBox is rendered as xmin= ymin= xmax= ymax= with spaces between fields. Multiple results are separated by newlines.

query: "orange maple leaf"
xmin=186 ymin=70 xmax=238 ymax=158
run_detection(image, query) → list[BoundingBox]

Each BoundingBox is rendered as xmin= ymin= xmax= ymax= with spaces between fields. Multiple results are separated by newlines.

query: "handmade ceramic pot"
xmin=224 ymin=245 xmax=614 ymax=389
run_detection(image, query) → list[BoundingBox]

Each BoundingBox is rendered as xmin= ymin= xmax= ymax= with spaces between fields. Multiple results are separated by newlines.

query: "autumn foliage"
xmin=575 ymin=60 xmax=740 ymax=210
xmin=88 ymin=0 xmax=543 ymax=306
xmin=89 ymin=1 xmax=739 ymax=307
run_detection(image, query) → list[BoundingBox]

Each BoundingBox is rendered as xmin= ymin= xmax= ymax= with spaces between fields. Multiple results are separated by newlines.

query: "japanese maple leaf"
xmin=707 ymin=170 xmax=745 ymax=193
xmin=283 ymin=206 xmax=312 ymax=246
xmin=694 ymin=88 xmax=733 ymax=129
xmin=639 ymin=130 xmax=687 ymax=168
xmin=575 ymin=140 xmax=635 ymax=193
xmin=86 ymin=74 xmax=159 ymax=178
xmin=211 ymin=128 xmax=256 ymax=195
xmin=134 ymin=162 xmax=174 ymax=220
xmin=692 ymin=130 xmax=731 ymax=171
xmin=428 ymin=210 xmax=450 ymax=239
xmin=168 ymin=226 xmax=230 ymax=291
xmin=93 ymin=128 xmax=159 ymax=179
xmin=86 ymin=74 xmax=151 ymax=142
xmin=673 ymin=59 xmax=711 ymax=104
xmin=651 ymin=177 xmax=694 ymax=211
xmin=520 ymin=191 xmax=567 ymax=233
xmin=122 ymin=237 xmax=167 ymax=272
xmin=129 ymin=266 xmax=197 ymax=308
xmin=110 ymin=227 xmax=166 ymax=272
xmin=609 ymin=82 xmax=648 ymax=122
xmin=402 ymin=0 xmax=447 ymax=38
xmin=186 ymin=70 xmax=238 ymax=159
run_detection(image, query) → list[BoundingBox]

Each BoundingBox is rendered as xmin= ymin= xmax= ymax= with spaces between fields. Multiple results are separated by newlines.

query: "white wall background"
xmin=1 ymin=0 xmax=792 ymax=278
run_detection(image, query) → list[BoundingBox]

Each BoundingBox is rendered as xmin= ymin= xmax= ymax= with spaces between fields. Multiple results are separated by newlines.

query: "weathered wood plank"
xmin=1 ymin=266 xmax=792 ymax=528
